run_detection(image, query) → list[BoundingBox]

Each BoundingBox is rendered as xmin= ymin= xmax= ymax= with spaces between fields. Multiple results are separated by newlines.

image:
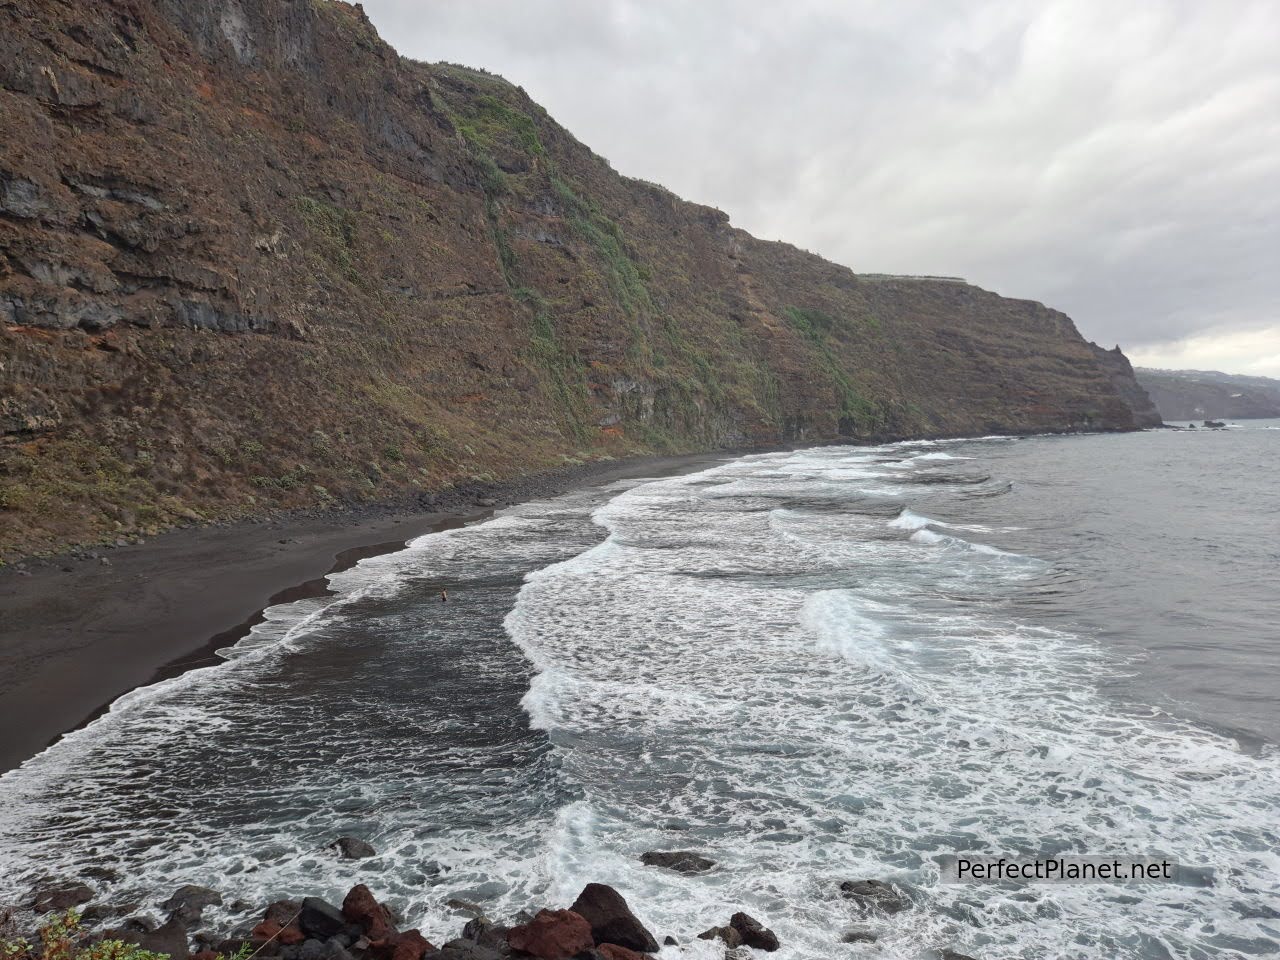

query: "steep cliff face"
xmin=1135 ymin=368 xmax=1280 ymax=421
xmin=1088 ymin=344 xmax=1162 ymax=428
xmin=0 ymin=0 xmax=1154 ymax=557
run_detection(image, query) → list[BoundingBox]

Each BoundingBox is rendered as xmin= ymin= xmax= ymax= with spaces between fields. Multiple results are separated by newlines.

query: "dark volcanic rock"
xmin=697 ymin=925 xmax=743 ymax=949
xmin=431 ymin=937 xmax=505 ymax=960
xmin=31 ymin=881 xmax=94 ymax=913
xmin=331 ymin=837 xmax=378 ymax=859
xmin=840 ymin=879 xmax=911 ymax=914
xmin=638 ymin=851 xmax=715 ymax=874
xmin=163 ymin=885 xmax=224 ymax=925
xmin=459 ymin=916 xmax=508 ymax=952
xmin=729 ymin=912 xmax=780 ymax=952
xmin=114 ymin=916 xmax=192 ymax=960
xmin=81 ymin=903 xmax=140 ymax=924
xmin=567 ymin=885 xmax=658 ymax=954
xmin=299 ymin=898 xmax=350 ymax=941
xmin=505 ymin=909 xmax=592 ymax=959
xmin=342 ymin=885 xmax=397 ymax=941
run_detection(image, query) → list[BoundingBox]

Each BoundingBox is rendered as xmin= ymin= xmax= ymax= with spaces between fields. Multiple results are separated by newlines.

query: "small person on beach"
xmin=440 ymin=589 xmax=448 ymax=603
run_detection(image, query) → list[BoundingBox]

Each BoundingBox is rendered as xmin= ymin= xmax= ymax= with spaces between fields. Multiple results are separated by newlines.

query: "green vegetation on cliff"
xmin=0 ymin=0 xmax=1151 ymax=557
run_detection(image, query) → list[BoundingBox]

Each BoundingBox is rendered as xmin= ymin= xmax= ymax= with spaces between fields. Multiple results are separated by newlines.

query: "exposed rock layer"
xmin=1 ymin=0 xmax=1156 ymax=556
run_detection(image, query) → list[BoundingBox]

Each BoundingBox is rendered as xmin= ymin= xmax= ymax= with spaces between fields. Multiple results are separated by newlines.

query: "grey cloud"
xmin=362 ymin=0 xmax=1280 ymax=373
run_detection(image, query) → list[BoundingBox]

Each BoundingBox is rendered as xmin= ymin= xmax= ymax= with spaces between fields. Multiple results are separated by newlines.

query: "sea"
xmin=1 ymin=422 xmax=1278 ymax=959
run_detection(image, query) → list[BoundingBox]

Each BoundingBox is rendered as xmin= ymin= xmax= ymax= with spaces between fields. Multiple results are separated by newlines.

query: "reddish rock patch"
xmin=506 ymin=909 xmax=594 ymax=959
xmin=343 ymin=884 xmax=397 ymax=941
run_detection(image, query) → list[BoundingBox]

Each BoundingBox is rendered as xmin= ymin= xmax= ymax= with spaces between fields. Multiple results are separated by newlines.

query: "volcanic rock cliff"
xmin=0 ymin=0 xmax=1158 ymax=557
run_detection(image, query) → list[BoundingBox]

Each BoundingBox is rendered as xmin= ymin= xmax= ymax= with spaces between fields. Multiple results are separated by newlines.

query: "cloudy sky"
xmin=361 ymin=0 xmax=1280 ymax=376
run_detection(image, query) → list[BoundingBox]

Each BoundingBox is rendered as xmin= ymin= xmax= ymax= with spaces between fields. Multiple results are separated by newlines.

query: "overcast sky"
xmin=360 ymin=0 xmax=1280 ymax=376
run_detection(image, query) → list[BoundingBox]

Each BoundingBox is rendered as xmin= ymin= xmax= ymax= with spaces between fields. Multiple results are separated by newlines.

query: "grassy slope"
xmin=0 ymin=0 xmax=1138 ymax=558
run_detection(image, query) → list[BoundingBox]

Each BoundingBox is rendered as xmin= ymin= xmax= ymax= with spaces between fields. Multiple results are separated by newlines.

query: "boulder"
xmin=370 ymin=930 xmax=434 ymax=960
xmin=940 ymin=952 xmax=980 ymax=960
xmin=506 ymin=909 xmax=593 ymax=959
xmin=638 ymin=851 xmax=715 ymax=874
xmin=253 ymin=919 xmax=306 ymax=948
xmin=331 ymin=837 xmax=377 ymax=860
xmin=114 ymin=917 xmax=192 ymax=960
xmin=265 ymin=901 xmax=303 ymax=926
xmin=839 ymin=879 xmax=910 ymax=914
xmin=567 ymin=885 xmax=658 ymax=953
xmin=729 ymin=913 xmax=779 ymax=952
xmin=300 ymin=898 xmax=349 ymax=941
xmin=163 ymin=886 xmax=223 ymax=925
xmin=696 ymin=926 xmax=742 ymax=949
xmin=31 ymin=881 xmax=94 ymax=913
xmin=459 ymin=916 xmax=508 ymax=952
xmin=342 ymin=885 xmax=397 ymax=941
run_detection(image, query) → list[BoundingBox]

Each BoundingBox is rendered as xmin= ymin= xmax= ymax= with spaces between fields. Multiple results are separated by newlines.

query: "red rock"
xmin=506 ymin=909 xmax=594 ymax=959
xmin=598 ymin=945 xmax=647 ymax=960
xmin=389 ymin=930 xmax=433 ymax=960
xmin=369 ymin=930 xmax=434 ymax=960
xmin=252 ymin=918 xmax=306 ymax=947
xmin=342 ymin=884 xmax=397 ymax=940
xmin=251 ymin=920 xmax=281 ymax=941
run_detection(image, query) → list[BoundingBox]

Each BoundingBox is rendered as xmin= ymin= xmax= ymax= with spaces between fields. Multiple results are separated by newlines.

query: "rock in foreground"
xmin=567 ymin=884 xmax=659 ymax=954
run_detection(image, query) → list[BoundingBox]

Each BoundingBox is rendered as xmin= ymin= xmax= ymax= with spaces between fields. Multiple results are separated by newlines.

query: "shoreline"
xmin=0 ymin=452 xmax=730 ymax=775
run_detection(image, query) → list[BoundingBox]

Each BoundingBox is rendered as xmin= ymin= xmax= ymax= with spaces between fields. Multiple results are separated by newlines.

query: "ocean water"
xmin=2 ymin=425 xmax=1279 ymax=959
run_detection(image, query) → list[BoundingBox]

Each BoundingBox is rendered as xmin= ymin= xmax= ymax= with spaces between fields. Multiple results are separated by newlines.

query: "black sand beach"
xmin=0 ymin=453 xmax=727 ymax=774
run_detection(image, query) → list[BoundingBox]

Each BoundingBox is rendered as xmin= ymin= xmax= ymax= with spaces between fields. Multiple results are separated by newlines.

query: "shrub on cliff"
xmin=0 ymin=911 xmax=245 ymax=960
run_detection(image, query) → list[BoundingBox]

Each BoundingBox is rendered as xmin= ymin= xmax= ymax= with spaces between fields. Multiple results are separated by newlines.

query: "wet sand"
xmin=0 ymin=452 xmax=729 ymax=773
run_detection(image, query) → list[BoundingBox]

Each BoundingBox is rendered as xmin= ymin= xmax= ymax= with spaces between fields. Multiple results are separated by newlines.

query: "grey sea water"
xmin=2 ymin=425 xmax=1278 ymax=959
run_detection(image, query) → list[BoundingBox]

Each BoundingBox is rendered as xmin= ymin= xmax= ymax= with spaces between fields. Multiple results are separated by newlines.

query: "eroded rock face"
xmin=0 ymin=0 xmax=1158 ymax=560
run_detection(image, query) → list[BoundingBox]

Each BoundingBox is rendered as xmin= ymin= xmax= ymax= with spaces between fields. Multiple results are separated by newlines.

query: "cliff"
xmin=1135 ymin=368 xmax=1280 ymax=421
xmin=0 ymin=0 xmax=1155 ymax=558
xmin=1088 ymin=344 xmax=1162 ymax=428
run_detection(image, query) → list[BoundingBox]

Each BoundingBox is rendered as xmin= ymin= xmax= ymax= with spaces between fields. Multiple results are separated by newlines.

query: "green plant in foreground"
xmin=0 ymin=911 xmax=176 ymax=960
xmin=1 ymin=912 xmax=253 ymax=960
